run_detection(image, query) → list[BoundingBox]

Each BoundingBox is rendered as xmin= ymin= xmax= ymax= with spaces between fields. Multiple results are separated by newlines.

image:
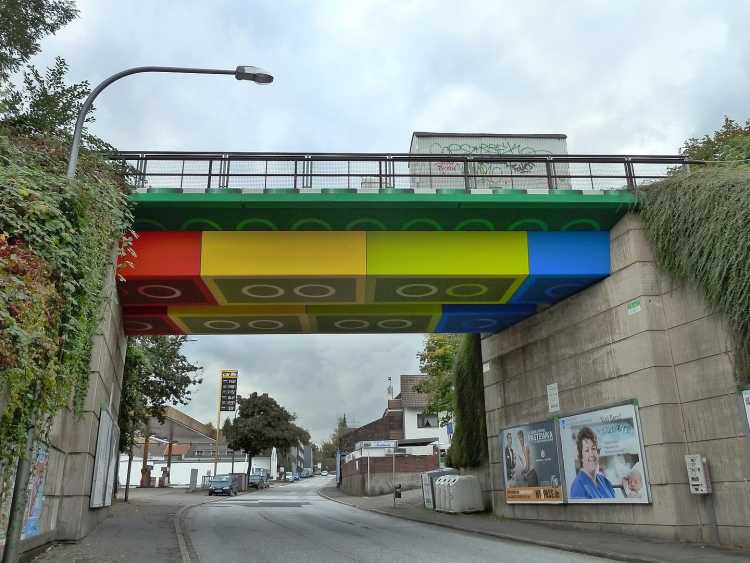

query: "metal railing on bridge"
xmin=109 ymin=152 xmax=690 ymax=194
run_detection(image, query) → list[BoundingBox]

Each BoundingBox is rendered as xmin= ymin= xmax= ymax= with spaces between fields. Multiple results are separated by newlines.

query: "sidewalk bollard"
xmin=393 ymin=483 xmax=402 ymax=507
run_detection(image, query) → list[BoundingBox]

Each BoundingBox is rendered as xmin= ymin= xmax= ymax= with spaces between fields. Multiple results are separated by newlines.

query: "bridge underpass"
xmin=116 ymin=152 xmax=679 ymax=336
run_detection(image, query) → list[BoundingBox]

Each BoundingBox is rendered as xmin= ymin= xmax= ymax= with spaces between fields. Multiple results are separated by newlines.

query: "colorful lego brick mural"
xmin=118 ymin=231 xmax=610 ymax=334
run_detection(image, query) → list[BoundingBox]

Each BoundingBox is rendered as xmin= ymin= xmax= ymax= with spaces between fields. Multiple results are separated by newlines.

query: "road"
xmin=183 ymin=476 xmax=612 ymax=563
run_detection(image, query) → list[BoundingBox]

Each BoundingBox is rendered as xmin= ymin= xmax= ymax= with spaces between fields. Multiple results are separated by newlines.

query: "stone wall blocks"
xmin=610 ymin=227 xmax=655 ymax=273
xmin=609 ymin=213 xmax=644 ymax=241
xmin=682 ymin=395 xmax=747 ymax=443
xmin=608 ymin=296 xmax=666 ymax=343
xmin=639 ymin=404 xmax=686 ymax=446
xmin=668 ymin=315 xmax=731 ymax=366
xmin=711 ymin=482 xmax=750 ymax=527
xmin=718 ymin=526 xmax=750 ymax=549
xmin=62 ymin=452 xmax=95 ymax=497
xmin=675 ymin=354 xmax=737 ymax=403
xmin=688 ymin=437 xmax=750 ymax=483
xmin=643 ymin=443 xmax=688 ymax=485
xmin=612 ymin=331 xmax=673 ymax=377
xmin=633 ymin=484 xmax=700 ymax=526
xmin=661 ymin=283 xmax=713 ymax=329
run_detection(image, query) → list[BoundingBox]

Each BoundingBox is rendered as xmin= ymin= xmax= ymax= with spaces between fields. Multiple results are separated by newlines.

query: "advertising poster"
xmin=743 ymin=389 xmax=750 ymax=431
xmin=500 ymin=420 xmax=563 ymax=503
xmin=559 ymin=403 xmax=650 ymax=504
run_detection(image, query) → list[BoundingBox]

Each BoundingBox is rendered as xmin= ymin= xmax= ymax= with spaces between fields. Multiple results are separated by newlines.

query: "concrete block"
xmin=64 ymin=410 xmax=99 ymax=455
xmin=608 ymin=296 xmax=665 ymax=343
xmin=639 ymin=404 xmax=686 ymax=445
xmin=609 ymin=213 xmax=645 ymax=241
xmin=44 ymin=448 xmax=67 ymax=496
xmin=56 ymin=495 xmax=89 ymax=540
xmin=82 ymin=370 xmax=108 ymax=414
xmin=675 ymin=353 xmax=736 ymax=403
xmin=579 ymin=367 xmax=678 ymax=411
xmin=632 ymin=483 xmax=700 ymax=526
xmin=612 ymin=330 xmax=673 ymax=377
xmin=489 ymin=462 xmax=503 ymax=491
xmin=62 ymin=452 xmax=95 ymax=496
xmin=483 ymin=382 xmax=502 ymax=414
xmin=689 ymin=437 xmax=750 ymax=483
xmin=603 ymin=262 xmax=662 ymax=309
xmin=668 ymin=315 xmax=732 ymax=366
xmin=643 ymin=443 xmax=688 ymax=485
xmin=610 ymin=227 xmax=655 ymax=273
xmin=712 ymin=481 xmax=750 ymax=527
xmin=661 ymin=283 xmax=713 ymax=329
xmin=521 ymin=337 xmax=552 ymax=372
xmin=682 ymin=395 xmax=747 ymax=442
xmin=498 ymin=347 xmax=526 ymax=380
xmin=482 ymin=357 xmax=501 ymax=387
xmin=576 ymin=345 xmax=618 ymax=387
xmin=718 ymin=525 xmax=750 ymax=549
xmin=546 ymin=310 xmax=612 ymax=364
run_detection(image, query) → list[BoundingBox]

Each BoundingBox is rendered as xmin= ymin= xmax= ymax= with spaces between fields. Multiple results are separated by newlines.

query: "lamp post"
xmin=65 ymin=65 xmax=273 ymax=178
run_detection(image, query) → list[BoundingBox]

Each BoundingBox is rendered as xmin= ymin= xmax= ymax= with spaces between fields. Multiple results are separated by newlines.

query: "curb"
xmin=316 ymin=489 xmax=660 ymax=563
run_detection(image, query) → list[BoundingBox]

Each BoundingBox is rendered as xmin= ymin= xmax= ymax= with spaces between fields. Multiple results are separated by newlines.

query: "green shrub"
xmin=0 ymin=127 xmax=131 ymax=486
xmin=638 ymin=166 xmax=750 ymax=384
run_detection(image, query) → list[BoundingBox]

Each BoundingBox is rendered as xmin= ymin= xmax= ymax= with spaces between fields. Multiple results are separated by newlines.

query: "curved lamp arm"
xmin=66 ymin=65 xmax=272 ymax=177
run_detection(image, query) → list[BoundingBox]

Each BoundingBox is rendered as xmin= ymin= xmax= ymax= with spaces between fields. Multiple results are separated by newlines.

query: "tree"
xmin=413 ymin=334 xmax=461 ymax=425
xmin=446 ymin=334 xmax=487 ymax=468
xmin=224 ymin=392 xmax=310 ymax=470
xmin=681 ymin=116 xmax=750 ymax=163
xmin=0 ymin=0 xmax=78 ymax=83
xmin=118 ymin=336 xmax=202 ymax=452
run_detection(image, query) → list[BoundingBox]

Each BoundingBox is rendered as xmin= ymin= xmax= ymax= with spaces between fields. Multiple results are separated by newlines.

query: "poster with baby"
xmin=559 ymin=403 xmax=650 ymax=504
xmin=500 ymin=420 xmax=563 ymax=504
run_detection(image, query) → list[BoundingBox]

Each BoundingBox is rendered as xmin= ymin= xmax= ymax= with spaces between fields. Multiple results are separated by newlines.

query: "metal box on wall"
xmin=408 ymin=132 xmax=570 ymax=192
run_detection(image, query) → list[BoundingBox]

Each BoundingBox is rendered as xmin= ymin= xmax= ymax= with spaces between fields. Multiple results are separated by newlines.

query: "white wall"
xmin=118 ymin=456 xmax=249 ymax=487
xmin=403 ymin=407 xmax=451 ymax=449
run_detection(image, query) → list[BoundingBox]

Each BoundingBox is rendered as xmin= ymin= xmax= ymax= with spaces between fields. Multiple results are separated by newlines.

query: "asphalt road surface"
xmin=183 ymin=476 xmax=612 ymax=563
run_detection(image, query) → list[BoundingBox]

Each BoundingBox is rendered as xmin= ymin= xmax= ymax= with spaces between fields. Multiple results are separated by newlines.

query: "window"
xmin=417 ymin=412 xmax=438 ymax=428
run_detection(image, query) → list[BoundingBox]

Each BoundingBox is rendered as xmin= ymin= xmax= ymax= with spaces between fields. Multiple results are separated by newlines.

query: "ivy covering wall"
xmin=638 ymin=166 xmax=750 ymax=384
xmin=0 ymin=127 xmax=132 ymax=487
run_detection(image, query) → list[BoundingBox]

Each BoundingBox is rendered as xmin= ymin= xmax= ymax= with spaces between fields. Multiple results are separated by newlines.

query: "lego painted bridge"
xmin=116 ymin=149 xmax=684 ymax=336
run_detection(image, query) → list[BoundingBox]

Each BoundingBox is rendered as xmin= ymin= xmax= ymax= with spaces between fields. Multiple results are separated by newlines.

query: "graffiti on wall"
xmin=0 ymin=443 xmax=49 ymax=551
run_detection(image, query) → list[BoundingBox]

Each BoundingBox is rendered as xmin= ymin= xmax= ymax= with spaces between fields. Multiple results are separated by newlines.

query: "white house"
xmin=397 ymin=375 xmax=452 ymax=452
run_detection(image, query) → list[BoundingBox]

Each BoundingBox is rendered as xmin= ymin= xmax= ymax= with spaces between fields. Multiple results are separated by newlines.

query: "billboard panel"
xmin=559 ymin=403 xmax=650 ymax=504
xmin=500 ymin=420 xmax=563 ymax=504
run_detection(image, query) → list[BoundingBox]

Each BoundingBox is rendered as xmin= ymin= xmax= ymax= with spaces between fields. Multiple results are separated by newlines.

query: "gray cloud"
xmin=25 ymin=0 xmax=750 ymax=441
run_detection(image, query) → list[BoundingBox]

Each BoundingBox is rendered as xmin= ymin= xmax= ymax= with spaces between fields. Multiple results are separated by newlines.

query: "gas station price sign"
xmin=220 ymin=369 xmax=238 ymax=411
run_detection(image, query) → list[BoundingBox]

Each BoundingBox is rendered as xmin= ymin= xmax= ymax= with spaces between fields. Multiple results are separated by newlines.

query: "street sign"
xmin=220 ymin=369 xmax=238 ymax=411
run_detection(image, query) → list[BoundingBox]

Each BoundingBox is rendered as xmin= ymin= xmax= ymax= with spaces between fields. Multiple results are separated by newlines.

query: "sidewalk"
xmin=318 ymin=486 xmax=750 ymax=563
xmin=31 ymin=487 xmax=239 ymax=563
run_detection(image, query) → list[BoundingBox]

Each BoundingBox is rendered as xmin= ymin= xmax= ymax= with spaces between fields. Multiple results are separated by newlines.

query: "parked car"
xmin=293 ymin=472 xmax=300 ymax=481
xmin=248 ymin=473 xmax=267 ymax=489
xmin=321 ymin=470 xmax=329 ymax=476
xmin=208 ymin=475 xmax=237 ymax=496
xmin=285 ymin=473 xmax=295 ymax=482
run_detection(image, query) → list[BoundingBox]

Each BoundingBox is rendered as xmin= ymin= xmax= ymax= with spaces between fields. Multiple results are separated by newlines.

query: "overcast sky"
xmin=29 ymin=0 xmax=750 ymax=443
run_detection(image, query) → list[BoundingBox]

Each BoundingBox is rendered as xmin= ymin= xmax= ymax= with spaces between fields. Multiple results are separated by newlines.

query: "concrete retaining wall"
xmin=16 ymin=260 xmax=127 ymax=554
xmin=481 ymin=214 xmax=750 ymax=547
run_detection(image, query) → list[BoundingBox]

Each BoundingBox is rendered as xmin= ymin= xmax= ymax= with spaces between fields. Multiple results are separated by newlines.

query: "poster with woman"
xmin=500 ymin=420 xmax=563 ymax=503
xmin=559 ymin=403 xmax=650 ymax=504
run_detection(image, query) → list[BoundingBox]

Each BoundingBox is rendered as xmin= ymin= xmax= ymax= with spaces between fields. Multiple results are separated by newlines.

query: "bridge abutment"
xmin=482 ymin=213 xmax=749 ymax=547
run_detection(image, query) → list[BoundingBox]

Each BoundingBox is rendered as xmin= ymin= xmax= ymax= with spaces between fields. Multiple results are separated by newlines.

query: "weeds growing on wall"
xmin=638 ymin=166 xmax=750 ymax=384
xmin=0 ymin=127 xmax=132 ymax=488
xmin=447 ymin=333 xmax=488 ymax=468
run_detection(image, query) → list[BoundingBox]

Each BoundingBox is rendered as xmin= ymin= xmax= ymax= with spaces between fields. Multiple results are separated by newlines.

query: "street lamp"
xmin=65 ymin=65 xmax=273 ymax=178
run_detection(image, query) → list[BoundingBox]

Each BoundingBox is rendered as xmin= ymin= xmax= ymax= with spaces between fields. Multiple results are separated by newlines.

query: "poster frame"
xmin=741 ymin=388 xmax=750 ymax=433
xmin=499 ymin=416 xmax=564 ymax=505
xmin=557 ymin=400 xmax=651 ymax=505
